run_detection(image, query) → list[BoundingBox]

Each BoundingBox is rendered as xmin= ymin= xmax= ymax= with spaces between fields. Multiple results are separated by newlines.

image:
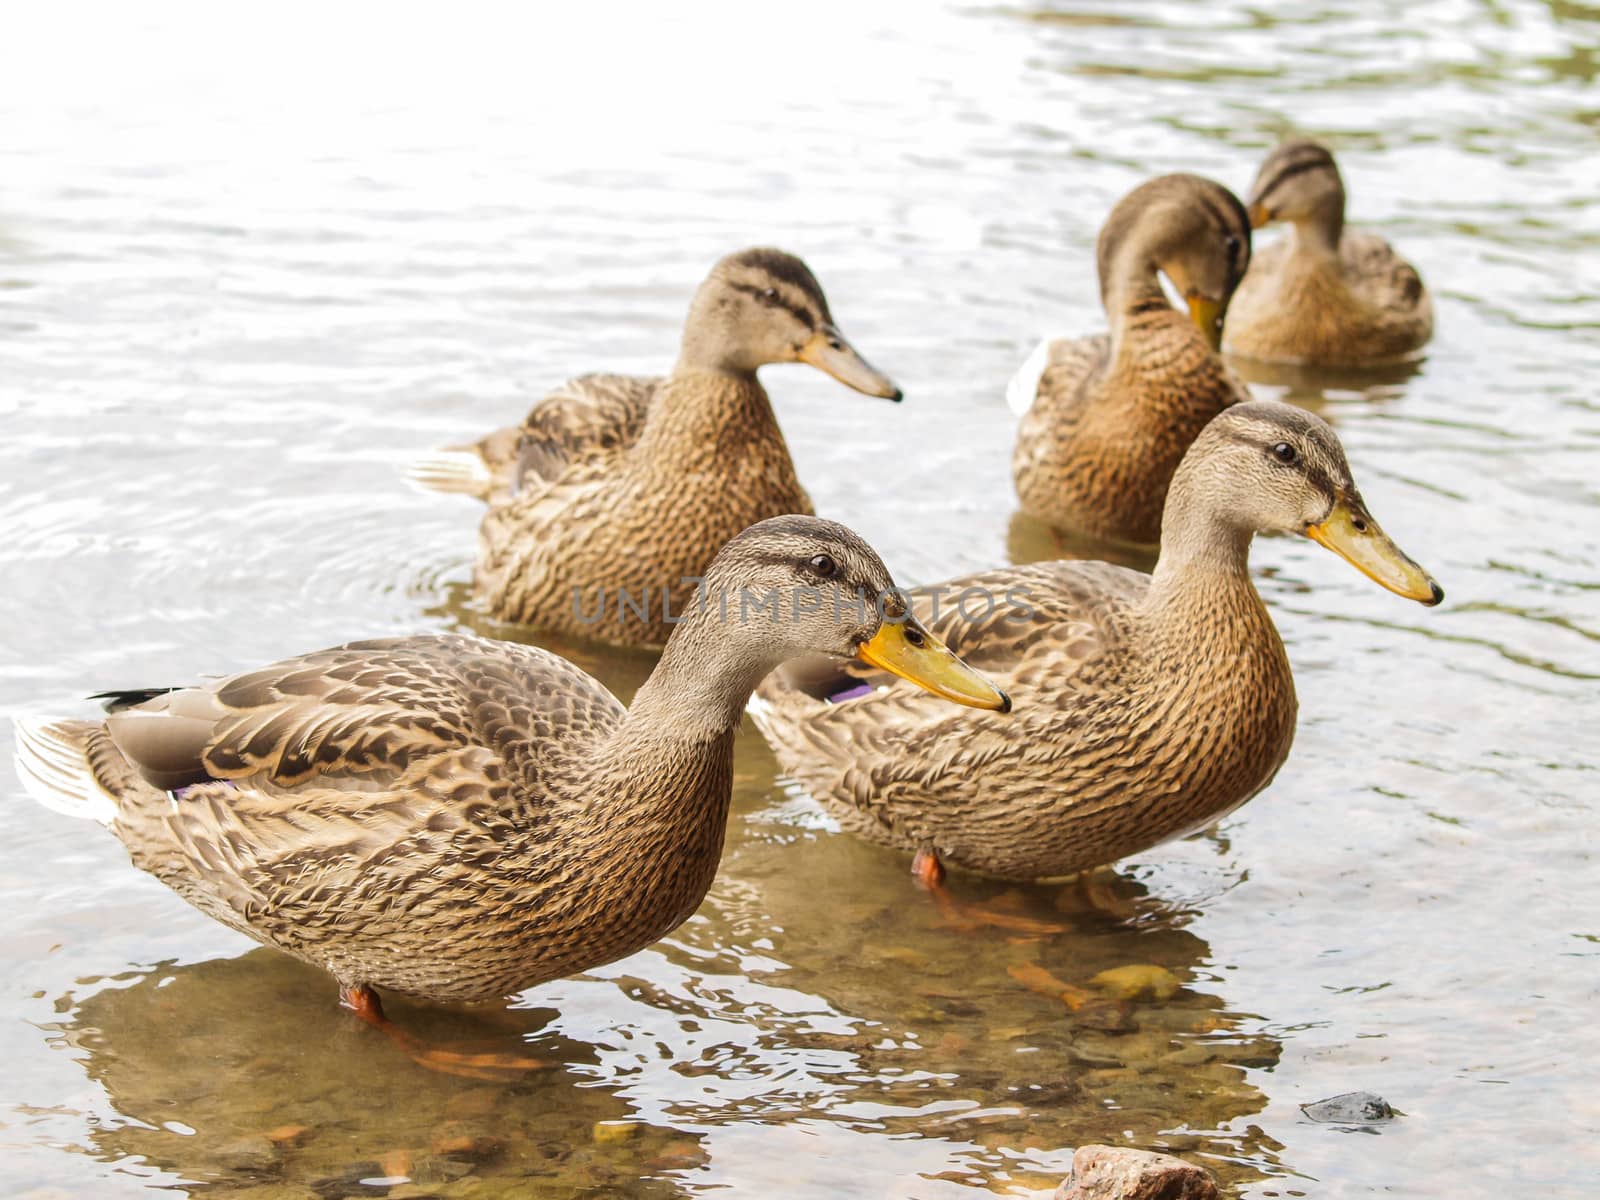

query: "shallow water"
xmin=2 ymin=1 xmax=1597 ymax=1196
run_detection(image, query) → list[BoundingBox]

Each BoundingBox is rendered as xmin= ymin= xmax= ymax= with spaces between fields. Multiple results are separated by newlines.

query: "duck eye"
xmin=1271 ymin=441 xmax=1298 ymax=465
xmin=808 ymin=553 xmax=837 ymax=579
xmin=760 ymin=287 xmax=778 ymax=303
xmin=1225 ymin=235 xmax=1240 ymax=254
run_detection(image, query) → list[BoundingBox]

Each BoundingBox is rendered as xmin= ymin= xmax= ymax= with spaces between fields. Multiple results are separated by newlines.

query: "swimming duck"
xmin=13 ymin=517 xmax=1006 ymax=1068
xmin=1009 ymin=174 xmax=1254 ymax=546
xmin=751 ymin=402 xmax=1442 ymax=887
xmin=1223 ymin=140 xmax=1433 ymax=366
xmin=405 ymin=247 xmax=902 ymax=647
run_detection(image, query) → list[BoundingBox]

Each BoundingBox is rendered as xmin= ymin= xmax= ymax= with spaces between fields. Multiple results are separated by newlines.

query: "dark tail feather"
xmin=88 ymin=687 xmax=180 ymax=713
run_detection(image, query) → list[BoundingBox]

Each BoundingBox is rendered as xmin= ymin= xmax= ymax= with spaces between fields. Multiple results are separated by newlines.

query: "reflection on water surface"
xmin=53 ymin=855 xmax=1280 ymax=1197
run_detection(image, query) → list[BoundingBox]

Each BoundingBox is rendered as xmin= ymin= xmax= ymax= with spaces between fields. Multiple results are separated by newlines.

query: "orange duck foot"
xmin=338 ymin=984 xmax=556 ymax=1082
xmin=909 ymin=849 xmax=1065 ymax=936
xmin=911 ymin=847 xmax=946 ymax=889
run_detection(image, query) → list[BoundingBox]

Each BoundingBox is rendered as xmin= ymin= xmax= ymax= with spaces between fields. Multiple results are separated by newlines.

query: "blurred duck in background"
xmin=1009 ymin=173 xmax=1254 ymax=547
xmin=1223 ymin=139 xmax=1432 ymax=366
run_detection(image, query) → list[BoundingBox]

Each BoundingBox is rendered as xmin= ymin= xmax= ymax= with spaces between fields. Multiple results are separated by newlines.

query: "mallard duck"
xmin=13 ymin=516 xmax=1007 ymax=1064
xmin=405 ymin=247 xmax=902 ymax=647
xmin=1223 ymin=140 xmax=1433 ymax=366
xmin=1009 ymin=174 xmax=1254 ymax=546
xmin=751 ymin=402 xmax=1442 ymax=887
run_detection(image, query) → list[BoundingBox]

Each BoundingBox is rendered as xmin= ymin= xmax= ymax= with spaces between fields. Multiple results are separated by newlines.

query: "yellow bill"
xmin=1186 ymin=295 xmax=1226 ymax=351
xmin=798 ymin=325 xmax=903 ymax=401
xmin=1246 ymin=202 xmax=1271 ymax=229
xmin=857 ymin=618 xmax=1011 ymax=711
xmin=1305 ymin=496 xmax=1443 ymax=605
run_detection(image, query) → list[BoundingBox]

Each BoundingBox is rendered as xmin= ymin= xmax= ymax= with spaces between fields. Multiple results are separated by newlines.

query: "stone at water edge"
xmin=1054 ymin=1145 xmax=1221 ymax=1200
xmin=1301 ymin=1091 xmax=1397 ymax=1124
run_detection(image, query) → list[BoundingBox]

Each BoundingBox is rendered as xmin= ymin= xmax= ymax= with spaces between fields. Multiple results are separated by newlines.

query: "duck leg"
xmin=338 ymin=984 xmax=554 ymax=1082
xmin=910 ymin=849 xmax=1064 ymax=935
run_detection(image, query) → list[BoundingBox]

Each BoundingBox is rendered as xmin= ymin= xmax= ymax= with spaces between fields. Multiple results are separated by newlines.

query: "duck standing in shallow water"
xmin=14 ymin=517 xmax=1007 ymax=1071
xmin=1223 ymin=140 xmax=1433 ymax=366
xmin=1009 ymin=174 xmax=1254 ymax=546
xmin=406 ymin=247 xmax=902 ymax=647
xmin=752 ymin=402 xmax=1442 ymax=893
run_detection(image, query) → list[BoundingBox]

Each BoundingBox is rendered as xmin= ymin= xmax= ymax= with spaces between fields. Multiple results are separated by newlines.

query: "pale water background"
xmin=1 ymin=1 xmax=1597 ymax=1196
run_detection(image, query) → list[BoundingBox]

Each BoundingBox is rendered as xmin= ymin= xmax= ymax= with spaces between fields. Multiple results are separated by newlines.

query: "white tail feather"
xmin=1005 ymin=337 xmax=1052 ymax=417
xmin=12 ymin=718 xmax=117 ymax=825
xmin=401 ymin=448 xmax=492 ymax=499
xmin=744 ymin=690 xmax=774 ymax=730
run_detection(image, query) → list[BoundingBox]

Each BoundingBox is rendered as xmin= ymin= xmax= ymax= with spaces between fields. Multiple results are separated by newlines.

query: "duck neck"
xmin=1288 ymin=190 xmax=1346 ymax=258
xmin=627 ymin=607 xmax=776 ymax=743
xmin=548 ymin=612 xmax=768 ymax=970
xmin=674 ymin=337 xmax=762 ymax=378
xmin=1102 ymin=248 xmax=1194 ymax=364
xmin=1145 ymin=480 xmax=1257 ymax=615
xmin=573 ymin=609 xmax=772 ymax=862
xmin=676 ymin=293 xmax=764 ymax=377
xmin=635 ymin=367 xmax=779 ymax=457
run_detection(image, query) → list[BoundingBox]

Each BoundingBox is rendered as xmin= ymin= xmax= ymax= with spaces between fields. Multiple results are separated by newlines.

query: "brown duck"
xmin=13 ymin=517 xmax=1007 ymax=1069
xmin=752 ymin=402 xmax=1443 ymax=888
xmin=1009 ymin=174 xmax=1255 ymax=546
xmin=406 ymin=247 xmax=902 ymax=646
xmin=1224 ymin=140 xmax=1433 ymax=366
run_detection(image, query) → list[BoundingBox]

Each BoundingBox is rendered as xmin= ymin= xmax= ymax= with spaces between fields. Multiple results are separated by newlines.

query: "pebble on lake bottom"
xmin=1054 ymin=1144 xmax=1221 ymax=1200
xmin=591 ymin=1120 xmax=640 ymax=1145
xmin=264 ymin=1124 xmax=312 ymax=1148
xmin=430 ymin=1120 xmax=507 ymax=1163
xmin=1089 ymin=965 xmax=1182 ymax=1002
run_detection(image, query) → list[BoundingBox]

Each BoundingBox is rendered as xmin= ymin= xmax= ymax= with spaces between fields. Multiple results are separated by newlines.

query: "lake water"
xmin=2 ymin=1 xmax=1597 ymax=1196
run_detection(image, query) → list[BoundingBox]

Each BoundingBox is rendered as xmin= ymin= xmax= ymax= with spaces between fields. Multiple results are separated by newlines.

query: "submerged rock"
xmin=591 ymin=1120 xmax=640 ymax=1145
xmin=1054 ymin=1145 xmax=1221 ymax=1200
xmin=1012 ymin=1077 xmax=1084 ymax=1107
xmin=212 ymin=1134 xmax=282 ymax=1175
xmin=1089 ymin=965 xmax=1182 ymax=1001
xmin=1301 ymin=1091 xmax=1396 ymax=1124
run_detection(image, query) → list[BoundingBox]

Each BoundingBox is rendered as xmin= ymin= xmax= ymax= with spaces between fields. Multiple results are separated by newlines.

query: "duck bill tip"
xmin=1185 ymin=295 xmax=1225 ymax=350
xmin=1305 ymin=502 xmax=1442 ymax=606
xmin=855 ymin=621 xmax=1010 ymax=711
xmin=799 ymin=327 xmax=901 ymax=400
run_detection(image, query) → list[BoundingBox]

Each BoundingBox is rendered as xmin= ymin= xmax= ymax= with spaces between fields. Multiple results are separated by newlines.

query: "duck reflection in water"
xmin=50 ymin=846 xmax=1288 ymax=1198
xmin=52 ymin=949 xmax=702 ymax=1198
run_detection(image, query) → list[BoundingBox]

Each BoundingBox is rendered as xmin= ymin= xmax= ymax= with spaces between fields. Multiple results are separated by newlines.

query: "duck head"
xmin=678 ymin=247 xmax=902 ymax=399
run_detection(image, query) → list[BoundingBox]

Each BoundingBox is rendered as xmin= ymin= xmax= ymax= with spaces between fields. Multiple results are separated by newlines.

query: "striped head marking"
xmin=683 ymin=248 xmax=900 ymax=398
xmin=1247 ymin=139 xmax=1345 ymax=236
xmin=1187 ymin=400 xmax=1441 ymax=604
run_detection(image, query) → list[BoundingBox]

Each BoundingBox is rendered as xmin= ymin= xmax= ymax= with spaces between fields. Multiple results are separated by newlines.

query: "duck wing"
xmin=87 ymin=635 xmax=620 ymax=931
xmin=404 ymin=374 xmax=657 ymax=504
xmin=512 ymin=373 xmax=659 ymax=491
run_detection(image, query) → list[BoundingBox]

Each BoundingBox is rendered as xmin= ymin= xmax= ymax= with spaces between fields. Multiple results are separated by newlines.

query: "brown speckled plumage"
xmin=755 ymin=401 xmax=1441 ymax=882
xmin=1225 ymin=140 xmax=1432 ymax=366
xmin=1013 ymin=174 xmax=1254 ymax=545
xmin=412 ymin=247 xmax=901 ymax=646
xmin=460 ymin=373 xmax=657 ymax=505
xmin=478 ymin=372 xmax=814 ymax=646
xmin=19 ymin=517 xmax=972 ymax=1006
